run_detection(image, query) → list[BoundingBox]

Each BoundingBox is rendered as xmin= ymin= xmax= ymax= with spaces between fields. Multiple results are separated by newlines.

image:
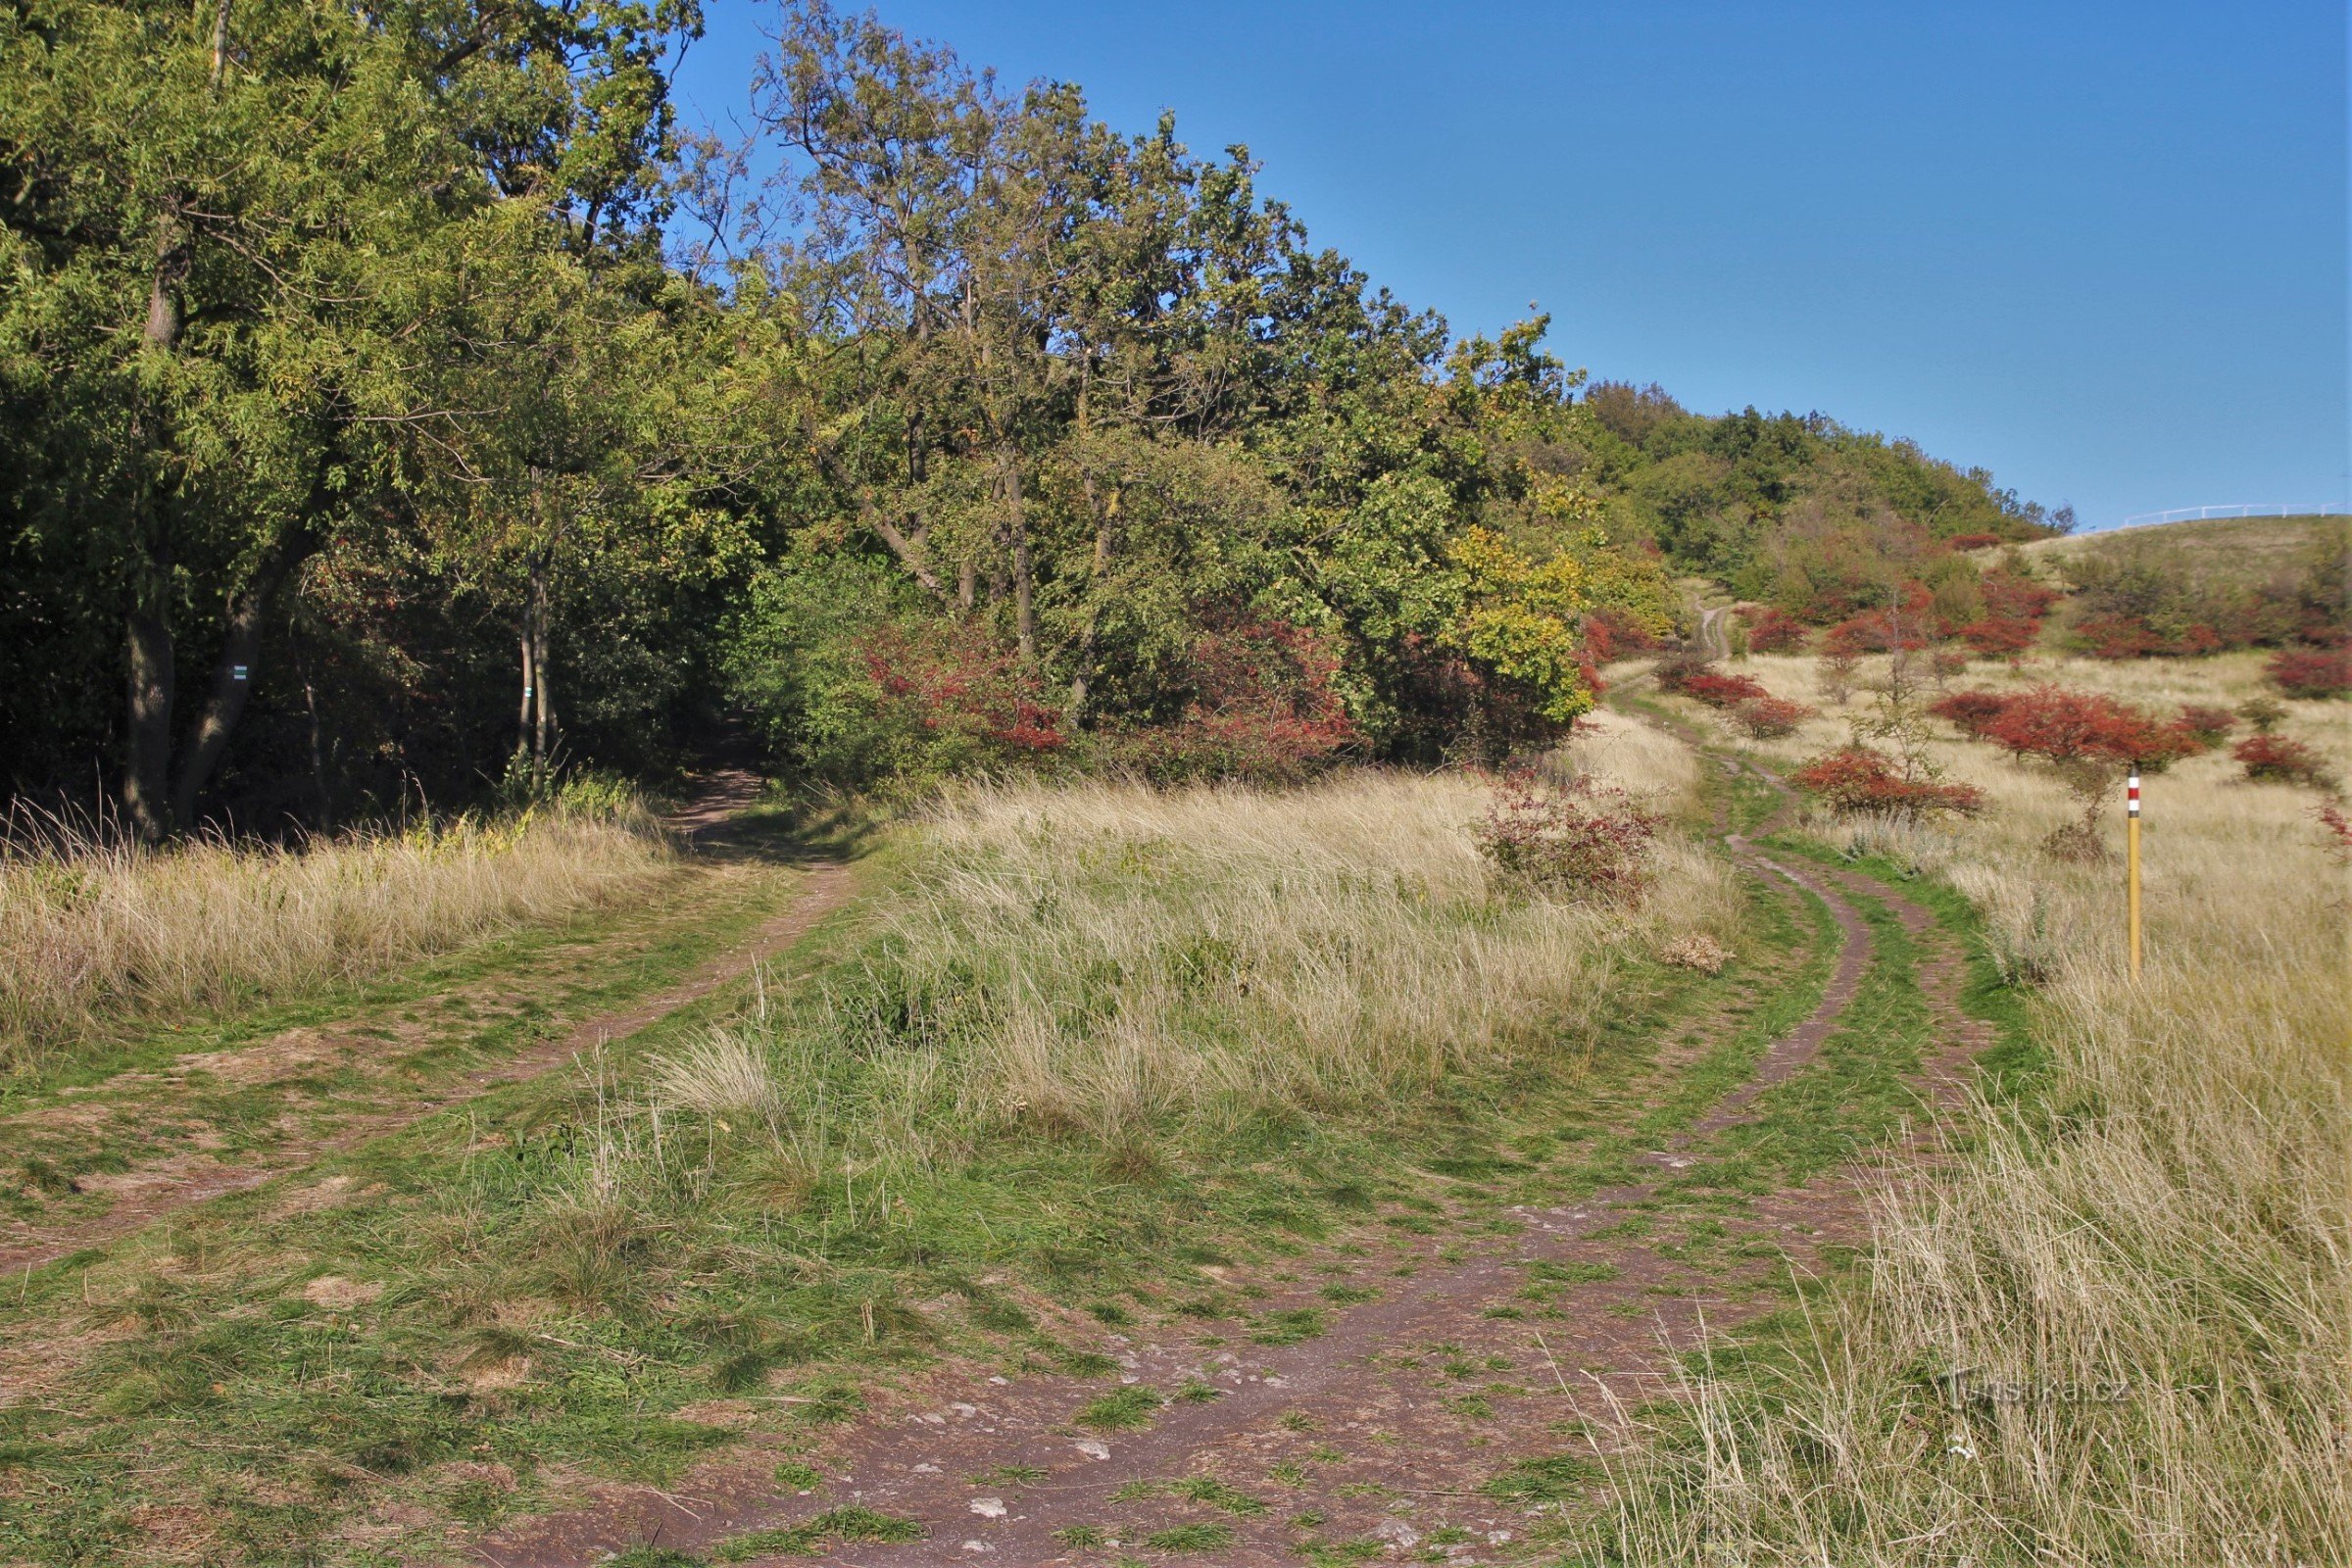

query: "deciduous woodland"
xmin=1 ymin=6 xmax=2345 ymax=1568
xmin=3 ymin=0 xmax=2081 ymax=830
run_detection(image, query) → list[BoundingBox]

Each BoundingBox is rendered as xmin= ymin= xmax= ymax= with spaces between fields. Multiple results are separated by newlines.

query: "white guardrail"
xmin=2116 ymin=504 xmax=2349 ymax=528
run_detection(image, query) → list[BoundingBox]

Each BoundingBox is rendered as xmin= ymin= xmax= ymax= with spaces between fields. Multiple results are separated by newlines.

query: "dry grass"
xmin=639 ymin=770 xmax=1740 ymax=1192
xmin=0 ymin=803 xmax=675 ymax=1075
xmin=881 ymin=770 xmax=1740 ymax=1144
xmin=2013 ymin=513 xmax=2347 ymax=587
xmin=1617 ymin=649 xmax=2352 ymax=1565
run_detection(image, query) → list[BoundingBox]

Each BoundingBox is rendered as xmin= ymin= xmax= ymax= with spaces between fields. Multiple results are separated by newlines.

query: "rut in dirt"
xmin=475 ymin=748 xmax=1995 ymax=1568
xmin=0 ymin=769 xmax=852 ymax=1278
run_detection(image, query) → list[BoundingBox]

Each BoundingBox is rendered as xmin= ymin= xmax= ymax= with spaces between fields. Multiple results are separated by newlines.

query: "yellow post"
xmin=2126 ymin=769 xmax=2142 ymax=979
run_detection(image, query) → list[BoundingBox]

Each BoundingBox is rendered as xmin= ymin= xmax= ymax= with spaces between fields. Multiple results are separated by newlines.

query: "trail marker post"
xmin=2126 ymin=769 xmax=2142 ymax=979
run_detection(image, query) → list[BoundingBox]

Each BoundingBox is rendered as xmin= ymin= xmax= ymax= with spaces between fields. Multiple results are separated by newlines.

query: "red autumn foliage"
xmin=1928 ymin=689 xmax=2014 ymax=736
xmin=2231 ymin=733 xmax=2335 ymax=789
xmin=1958 ymin=616 xmax=2039 ymax=657
xmin=1473 ymin=773 xmax=1661 ymax=900
xmin=1790 ymin=747 xmax=1985 ymax=818
xmin=2072 ymin=613 xmax=2227 ymax=660
xmin=1580 ymin=606 xmax=1665 ymax=662
xmin=1946 ymin=532 xmax=2005 ymax=551
xmin=1733 ymin=695 xmax=1815 ymax=738
xmin=1672 ymin=670 xmax=1772 ymax=709
xmin=1107 ymin=613 xmax=1358 ymax=784
xmin=862 ymin=621 xmax=1068 ymax=760
xmin=1740 ymin=608 xmax=1810 ymax=654
xmin=1980 ymin=569 xmax=2060 ymax=624
xmin=2177 ymin=705 xmax=2237 ymax=744
xmin=1824 ymin=587 xmax=1936 ymax=657
xmin=2267 ymin=646 xmax=2352 ymax=700
xmin=1977 ymin=684 xmax=2203 ymax=769
xmin=2317 ymin=802 xmax=2352 ymax=861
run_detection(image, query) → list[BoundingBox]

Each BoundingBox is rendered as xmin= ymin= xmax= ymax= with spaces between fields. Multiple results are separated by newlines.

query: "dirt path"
xmin=0 ymin=771 xmax=852 ymax=1278
xmin=472 ymin=729 xmax=1995 ymax=1567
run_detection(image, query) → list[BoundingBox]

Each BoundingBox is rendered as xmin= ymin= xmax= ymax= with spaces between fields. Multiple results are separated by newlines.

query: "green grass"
xmin=1075 ymin=1386 xmax=1166 ymax=1432
xmin=710 ymin=1504 xmax=924 ymax=1560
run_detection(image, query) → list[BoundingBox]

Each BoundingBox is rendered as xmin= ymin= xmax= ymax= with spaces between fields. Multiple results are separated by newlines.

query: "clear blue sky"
xmin=671 ymin=2 xmax=2348 ymax=529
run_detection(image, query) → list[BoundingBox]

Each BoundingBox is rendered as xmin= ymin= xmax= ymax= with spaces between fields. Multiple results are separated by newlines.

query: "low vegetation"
xmin=0 ymin=790 xmax=672 ymax=1077
xmin=1626 ymin=643 xmax=2351 ymax=1565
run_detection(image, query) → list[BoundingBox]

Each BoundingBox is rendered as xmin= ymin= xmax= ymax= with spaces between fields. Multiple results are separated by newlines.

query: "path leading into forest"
xmin=475 ymin=718 xmax=1996 ymax=1568
xmin=0 ymin=771 xmax=853 ymax=1281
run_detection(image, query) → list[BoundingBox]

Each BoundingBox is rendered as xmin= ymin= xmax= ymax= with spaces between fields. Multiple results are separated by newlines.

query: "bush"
xmin=1790 ymin=747 xmax=1984 ymax=819
xmin=1959 ymin=615 xmax=2039 ymax=657
xmin=1472 ymin=775 xmax=1661 ymax=900
xmin=1979 ymin=684 xmax=2202 ymax=769
xmin=1928 ymin=689 xmax=2013 ymax=737
xmin=1824 ymin=602 xmax=1934 ymax=658
xmin=2231 ymin=734 xmax=2336 ymax=789
xmin=1675 ymin=670 xmax=1770 ymax=709
xmin=2177 ymin=705 xmax=2238 ymax=744
xmin=1580 ymin=606 xmax=1665 ymax=662
xmin=2237 ymin=697 xmax=2286 ymax=732
xmin=1946 ymin=531 xmax=2004 ymax=551
xmin=1740 ymin=608 xmax=1809 ymax=654
xmin=1103 ymin=615 xmax=1358 ymax=785
xmin=2266 ymin=646 xmax=2352 ymax=700
xmin=1732 ymin=696 xmax=1814 ymax=738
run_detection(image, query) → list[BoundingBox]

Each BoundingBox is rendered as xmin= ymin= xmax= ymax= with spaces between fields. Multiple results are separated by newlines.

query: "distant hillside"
xmin=2015 ymin=514 xmax=2347 ymax=588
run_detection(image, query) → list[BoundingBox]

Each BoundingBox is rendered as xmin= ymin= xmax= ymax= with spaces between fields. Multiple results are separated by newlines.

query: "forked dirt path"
xmin=0 ymin=770 xmax=853 ymax=1277
xmin=472 ymin=726 xmax=1996 ymax=1568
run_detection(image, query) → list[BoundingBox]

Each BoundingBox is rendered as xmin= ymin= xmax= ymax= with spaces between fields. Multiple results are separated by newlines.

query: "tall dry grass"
xmin=1615 ymin=650 xmax=2352 ymax=1565
xmin=0 ymin=803 xmax=675 ymax=1074
xmin=641 ymin=769 xmax=1739 ymax=1186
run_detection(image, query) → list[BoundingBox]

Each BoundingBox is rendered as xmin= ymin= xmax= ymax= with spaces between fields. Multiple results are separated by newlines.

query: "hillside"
xmin=2013 ymin=512 xmax=2348 ymax=585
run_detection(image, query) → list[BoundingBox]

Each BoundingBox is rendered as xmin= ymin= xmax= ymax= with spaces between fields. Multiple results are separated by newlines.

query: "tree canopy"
xmin=2 ymin=0 xmax=2061 ymax=827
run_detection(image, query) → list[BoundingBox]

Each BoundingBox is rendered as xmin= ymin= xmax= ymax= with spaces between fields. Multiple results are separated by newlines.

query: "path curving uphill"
xmin=475 ymin=716 xmax=1996 ymax=1568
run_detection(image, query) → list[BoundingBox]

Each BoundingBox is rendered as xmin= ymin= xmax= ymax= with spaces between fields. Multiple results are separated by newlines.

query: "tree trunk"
xmin=298 ymin=639 xmax=333 ymax=831
xmin=517 ymin=620 xmax=536 ymax=760
xmin=1068 ymin=472 xmax=1115 ymax=721
xmin=529 ymin=554 xmax=553 ymax=767
xmin=1001 ymin=450 xmax=1036 ymax=662
xmin=123 ymin=584 xmax=175 ymax=844
xmin=122 ymin=203 xmax=192 ymax=843
xmin=169 ymin=583 xmax=267 ymax=828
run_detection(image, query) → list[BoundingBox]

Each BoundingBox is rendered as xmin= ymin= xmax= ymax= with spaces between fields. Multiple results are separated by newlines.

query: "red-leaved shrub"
xmin=2231 ymin=734 xmax=2336 ymax=789
xmin=1824 ymin=602 xmax=1935 ymax=658
xmin=1741 ymin=608 xmax=1809 ymax=654
xmin=1790 ymin=747 xmax=1985 ymax=818
xmin=862 ymin=622 xmax=1069 ymax=766
xmin=1108 ymin=614 xmax=1358 ymax=784
xmin=1929 ymin=689 xmax=2013 ymax=736
xmin=1580 ymin=606 xmax=1665 ymax=662
xmin=2177 ymin=704 xmax=2238 ymax=744
xmin=2267 ymin=646 xmax=2352 ymax=700
xmin=1733 ymin=696 xmax=1815 ymax=738
xmin=1979 ymin=684 xmax=2203 ymax=769
xmin=1473 ymin=775 xmax=1661 ymax=900
xmin=1676 ymin=671 xmax=1771 ymax=708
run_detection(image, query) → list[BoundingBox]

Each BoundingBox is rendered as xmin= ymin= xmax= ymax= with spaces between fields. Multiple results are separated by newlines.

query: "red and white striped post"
xmin=2126 ymin=769 xmax=2142 ymax=979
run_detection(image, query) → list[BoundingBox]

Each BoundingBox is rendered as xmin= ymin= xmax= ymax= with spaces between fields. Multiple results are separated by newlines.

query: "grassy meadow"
xmin=0 ymin=799 xmax=678 ymax=1081
xmin=1618 ymin=644 xmax=2352 ymax=1565
xmin=0 ymin=764 xmax=1765 ymax=1563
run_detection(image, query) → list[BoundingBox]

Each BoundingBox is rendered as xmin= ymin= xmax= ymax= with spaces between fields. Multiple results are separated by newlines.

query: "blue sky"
xmin=670 ymin=2 xmax=2348 ymax=529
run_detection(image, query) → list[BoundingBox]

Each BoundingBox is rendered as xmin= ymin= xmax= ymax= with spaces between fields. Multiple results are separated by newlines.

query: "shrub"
xmin=1580 ymin=606 xmax=1664 ymax=662
xmin=2232 ymin=734 xmax=2336 ymax=789
xmin=1473 ymin=775 xmax=1661 ymax=900
xmin=1959 ymin=615 xmax=2039 ymax=657
xmin=1930 ymin=648 xmax=1971 ymax=679
xmin=1824 ymin=601 xmax=1934 ymax=658
xmin=1732 ymin=696 xmax=1814 ymax=738
xmin=1741 ymin=608 xmax=1809 ymax=654
xmin=2177 ymin=705 xmax=2238 ymax=744
xmin=1790 ymin=747 xmax=1984 ymax=819
xmin=1675 ymin=670 xmax=1770 ymax=709
xmin=1928 ymin=689 xmax=2013 ymax=737
xmin=2237 ymin=697 xmax=2286 ymax=732
xmin=1104 ymin=614 xmax=1358 ymax=784
xmin=2266 ymin=646 xmax=2352 ymax=700
xmin=1946 ymin=531 xmax=2004 ymax=551
xmin=1979 ymin=685 xmax=2202 ymax=769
